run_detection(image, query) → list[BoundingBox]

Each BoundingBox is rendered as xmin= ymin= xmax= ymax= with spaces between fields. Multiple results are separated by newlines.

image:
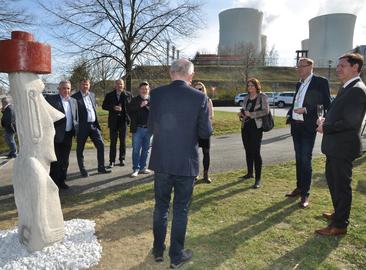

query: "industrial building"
xmin=301 ymin=13 xmax=357 ymax=67
xmin=218 ymin=8 xmax=265 ymax=55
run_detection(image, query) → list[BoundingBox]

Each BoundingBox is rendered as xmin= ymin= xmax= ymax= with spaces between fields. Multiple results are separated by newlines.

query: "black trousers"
xmin=109 ymin=122 xmax=127 ymax=163
xmin=326 ymin=156 xmax=353 ymax=229
xmin=241 ymin=120 xmax=263 ymax=180
xmin=198 ymin=138 xmax=210 ymax=172
xmin=76 ymin=123 xmax=105 ymax=171
xmin=50 ymin=131 xmax=73 ymax=186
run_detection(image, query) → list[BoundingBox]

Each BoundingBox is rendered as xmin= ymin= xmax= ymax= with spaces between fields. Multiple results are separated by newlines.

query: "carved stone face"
xmin=9 ymin=72 xmax=64 ymax=163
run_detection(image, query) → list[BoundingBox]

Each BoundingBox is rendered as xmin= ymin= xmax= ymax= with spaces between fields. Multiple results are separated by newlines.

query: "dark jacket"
xmin=72 ymin=91 xmax=101 ymax=131
xmin=321 ymin=78 xmax=366 ymax=160
xmin=102 ymin=89 xmax=131 ymax=129
xmin=287 ymin=75 xmax=331 ymax=133
xmin=128 ymin=95 xmax=149 ymax=133
xmin=148 ymin=80 xmax=213 ymax=176
xmin=1 ymin=104 xmax=16 ymax=133
xmin=45 ymin=94 xmax=78 ymax=143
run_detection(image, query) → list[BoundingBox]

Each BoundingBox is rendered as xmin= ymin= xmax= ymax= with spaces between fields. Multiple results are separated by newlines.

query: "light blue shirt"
xmin=81 ymin=92 xmax=96 ymax=123
xmin=60 ymin=95 xmax=73 ymax=131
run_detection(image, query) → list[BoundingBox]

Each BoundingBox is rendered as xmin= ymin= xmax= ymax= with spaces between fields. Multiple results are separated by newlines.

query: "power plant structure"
xmin=218 ymin=8 xmax=266 ymax=55
xmin=301 ymin=13 xmax=357 ymax=67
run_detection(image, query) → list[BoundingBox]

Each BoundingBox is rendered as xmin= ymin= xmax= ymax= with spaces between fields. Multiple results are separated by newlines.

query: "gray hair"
xmin=1 ymin=96 xmax=10 ymax=104
xmin=170 ymin=58 xmax=194 ymax=76
xmin=58 ymin=80 xmax=71 ymax=87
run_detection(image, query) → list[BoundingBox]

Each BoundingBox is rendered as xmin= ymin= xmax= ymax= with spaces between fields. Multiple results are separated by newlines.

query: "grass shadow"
xmin=268 ymin=235 xmax=342 ymax=269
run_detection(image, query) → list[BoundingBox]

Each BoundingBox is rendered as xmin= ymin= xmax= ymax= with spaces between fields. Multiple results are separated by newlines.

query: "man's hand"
xmin=294 ymin=107 xmax=306 ymax=114
xmin=114 ymin=105 xmax=122 ymax=111
xmin=244 ymin=111 xmax=251 ymax=118
xmin=316 ymin=117 xmax=325 ymax=133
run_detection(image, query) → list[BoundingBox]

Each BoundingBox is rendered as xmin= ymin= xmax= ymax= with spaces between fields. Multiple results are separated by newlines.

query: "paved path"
xmin=1 ymin=127 xmax=365 ymax=201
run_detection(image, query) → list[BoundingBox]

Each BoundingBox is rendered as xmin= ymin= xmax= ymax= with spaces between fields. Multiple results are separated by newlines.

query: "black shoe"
xmin=80 ymin=169 xmax=89 ymax=178
xmin=241 ymin=173 xmax=253 ymax=179
xmin=58 ymin=183 xmax=70 ymax=190
xmin=118 ymin=160 xmax=125 ymax=166
xmin=6 ymin=154 xmax=17 ymax=159
xmin=252 ymin=179 xmax=261 ymax=189
xmin=98 ymin=167 xmax=112 ymax=174
xmin=170 ymin=249 xmax=193 ymax=269
xmin=108 ymin=162 xmax=115 ymax=168
xmin=152 ymin=244 xmax=166 ymax=262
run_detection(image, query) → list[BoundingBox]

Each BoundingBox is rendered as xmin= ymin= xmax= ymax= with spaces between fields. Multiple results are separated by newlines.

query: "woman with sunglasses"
xmin=238 ymin=78 xmax=269 ymax=188
xmin=194 ymin=82 xmax=214 ymax=183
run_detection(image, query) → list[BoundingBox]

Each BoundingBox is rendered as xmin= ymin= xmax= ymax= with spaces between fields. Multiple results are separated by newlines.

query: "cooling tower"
xmin=218 ymin=8 xmax=263 ymax=55
xmin=308 ymin=13 xmax=356 ymax=67
xmin=301 ymin=39 xmax=309 ymax=51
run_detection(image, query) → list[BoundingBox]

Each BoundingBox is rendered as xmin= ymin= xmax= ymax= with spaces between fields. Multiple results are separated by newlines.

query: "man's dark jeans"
xmin=291 ymin=122 xmax=316 ymax=197
xmin=153 ymin=172 xmax=195 ymax=264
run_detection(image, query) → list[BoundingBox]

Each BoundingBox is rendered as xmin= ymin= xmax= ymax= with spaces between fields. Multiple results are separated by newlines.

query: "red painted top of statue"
xmin=0 ymin=31 xmax=51 ymax=74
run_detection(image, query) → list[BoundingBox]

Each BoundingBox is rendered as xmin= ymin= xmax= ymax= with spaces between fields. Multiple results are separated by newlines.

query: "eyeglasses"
xmin=247 ymin=84 xmax=255 ymax=87
xmin=296 ymin=64 xmax=311 ymax=69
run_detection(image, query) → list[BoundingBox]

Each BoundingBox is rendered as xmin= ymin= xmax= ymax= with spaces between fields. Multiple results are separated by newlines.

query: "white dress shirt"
xmin=343 ymin=76 xmax=360 ymax=88
xmin=292 ymin=73 xmax=313 ymax=121
xmin=82 ymin=92 xmax=96 ymax=123
xmin=60 ymin=95 xmax=73 ymax=131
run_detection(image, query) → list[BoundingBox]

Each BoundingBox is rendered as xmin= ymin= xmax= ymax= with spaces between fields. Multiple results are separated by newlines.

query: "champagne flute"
xmin=317 ymin=104 xmax=324 ymax=118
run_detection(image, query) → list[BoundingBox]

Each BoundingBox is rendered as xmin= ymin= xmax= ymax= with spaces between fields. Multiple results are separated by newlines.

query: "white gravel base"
xmin=0 ymin=219 xmax=102 ymax=270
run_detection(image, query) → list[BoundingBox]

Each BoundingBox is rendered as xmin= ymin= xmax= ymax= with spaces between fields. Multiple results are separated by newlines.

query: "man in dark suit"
xmin=286 ymin=58 xmax=331 ymax=208
xmin=316 ymin=53 xmax=366 ymax=236
xmin=1 ymin=96 xmax=17 ymax=158
xmin=149 ymin=59 xmax=212 ymax=268
xmin=45 ymin=80 xmax=78 ymax=189
xmin=72 ymin=79 xmax=111 ymax=177
xmin=102 ymin=79 xmax=131 ymax=167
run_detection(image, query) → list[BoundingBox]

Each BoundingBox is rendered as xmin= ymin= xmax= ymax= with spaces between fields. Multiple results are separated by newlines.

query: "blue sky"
xmin=12 ymin=0 xmax=366 ymax=81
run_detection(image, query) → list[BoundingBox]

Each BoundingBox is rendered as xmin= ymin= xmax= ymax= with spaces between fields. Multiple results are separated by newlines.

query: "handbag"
xmin=260 ymin=95 xmax=274 ymax=132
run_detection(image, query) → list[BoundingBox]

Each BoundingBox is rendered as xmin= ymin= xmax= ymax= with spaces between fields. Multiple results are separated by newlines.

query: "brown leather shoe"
xmin=315 ymin=226 xmax=347 ymax=236
xmin=299 ymin=196 xmax=309 ymax=208
xmin=322 ymin=212 xmax=334 ymax=221
xmin=285 ymin=188 xmax=301 ymax=197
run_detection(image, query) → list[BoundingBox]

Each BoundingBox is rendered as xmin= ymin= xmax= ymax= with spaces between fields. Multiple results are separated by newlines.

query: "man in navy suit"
xmin=1 ymin=97 xmax=17 ymax=158
xmin=148 ymin=59 xmax=212 ymax=268
xmin=286 ymin=58 xmax=331 ymax=208
xmin=72 ymin=79 xmax=111 ymax=177
xmin=45 ymin=80 xmax=78 ymax=189
xmin=316 ymin=53 xmax=366 ymax=236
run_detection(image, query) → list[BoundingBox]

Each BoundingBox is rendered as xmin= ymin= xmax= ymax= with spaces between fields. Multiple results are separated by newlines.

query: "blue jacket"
xmin=148 ymin=80 xmax=213 ymax=176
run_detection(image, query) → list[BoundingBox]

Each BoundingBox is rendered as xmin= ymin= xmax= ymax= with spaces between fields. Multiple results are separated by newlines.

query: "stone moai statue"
xmin=0 ymin=31 xmax=65 ymax=252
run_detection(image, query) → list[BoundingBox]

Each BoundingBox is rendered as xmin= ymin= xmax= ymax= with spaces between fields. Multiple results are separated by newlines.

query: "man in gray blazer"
xmin=148 ymin=59 xmax=212 ymax=268
xmin=316 ymin=53 xmax=366 ymax=236
xmin=46 ymin=80 xmax=78 ymax=189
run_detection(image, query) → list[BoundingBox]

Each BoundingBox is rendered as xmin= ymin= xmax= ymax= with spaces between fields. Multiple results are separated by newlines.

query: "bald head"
xmin=169 ymin=58 xmax=195 ymax=83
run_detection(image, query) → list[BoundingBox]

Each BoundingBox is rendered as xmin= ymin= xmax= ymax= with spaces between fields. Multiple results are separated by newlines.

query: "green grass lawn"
xmin=213 ymin=111 xmax=286 ymax=136
xmin=1 ymin=155 xmax=365 ymax=269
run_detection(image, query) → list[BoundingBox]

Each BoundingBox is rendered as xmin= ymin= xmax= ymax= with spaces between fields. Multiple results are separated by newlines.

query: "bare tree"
xmin=235 ymin=42 xmax=258 ymax=84
xmin=265 ymin=45 xmax=279 ymax=66
xmin=39 ymin=0 xmax=203 ymax=91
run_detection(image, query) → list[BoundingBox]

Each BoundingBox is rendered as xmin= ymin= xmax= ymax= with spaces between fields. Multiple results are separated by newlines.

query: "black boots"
xmin=203 ymin=170 xmax=212 ymax=183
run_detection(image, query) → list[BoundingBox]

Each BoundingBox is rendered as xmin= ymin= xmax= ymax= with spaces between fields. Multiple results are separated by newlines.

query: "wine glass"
xmin=317 ymin=104 xmax=324 ymax=118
